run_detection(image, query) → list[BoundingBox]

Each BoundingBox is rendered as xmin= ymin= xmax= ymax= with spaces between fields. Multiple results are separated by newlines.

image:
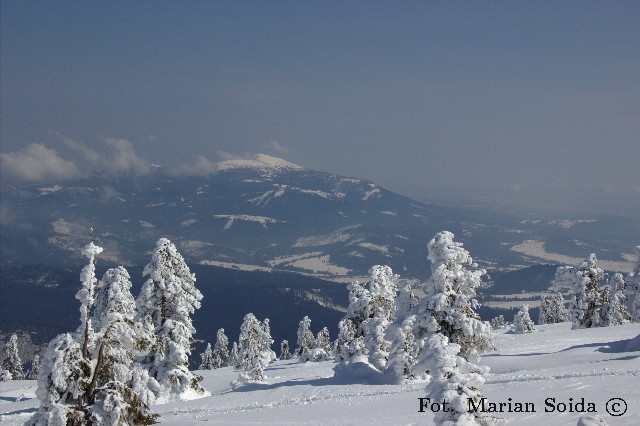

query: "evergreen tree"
xmin=136 ymin=238 xmax=205 ymax=399
xmin=199 ymin=343 xmax=215 ymax=370
xmin=89 ymin=266 xmax=158 ymax=425
xmin=29 ymin=241 xmax=159 ymax=425
xmin=26 ymin=355 xmax=40 ymax=380
xmin=212 ymin=328 xmax=230 ymax=368
xmin=334 ymin=319 xmax=361 ymax=362
xmin=28 ymin=240 xmax=103 ymax=425
xmin=385 ymin=315 xmax=417 ymax=383
xmin=295 ymin=316 xmax=316 ymax=360
xmin=316 ymin=327 xmax=332 ymax=354
xmin=601 ymin=273 xmax=632 ymax=326
xmin=279 ymin=340 xmax=291 ymax=360
xmin=538 ymin=293 xmax=569 ymax=325
xmin=490 ymin=315 xmax=506 ymax=329
xmin=625 ymin=246 xmax=640 ymax=322
xmin=0 ymin=369 xmax=11 ymax=382
xmin=552 ymin=254 xmax=606 ymax=329
xmin=420 ymin=334 xmax=496 ymax=426
xmin=233 ymin=314 xmax=273 ymax=384
xmin=513 ymin=305 xmax=535 ymax=333
xmin=229 ymin=342 xmax=240 ymax=368
xmin=2 ymin=334 xmax=24 ymax=380
xmin=413 ymin=231 xmax=494 ymax=364
xmin=395 ymin=279 xmax=419 ymax=319
xmin=260 ymin=319 xmax=277 ymax=364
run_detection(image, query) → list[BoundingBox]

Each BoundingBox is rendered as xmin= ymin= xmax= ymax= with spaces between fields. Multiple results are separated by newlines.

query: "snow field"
xmin=3 ymin=322 xmax=638 ymax=425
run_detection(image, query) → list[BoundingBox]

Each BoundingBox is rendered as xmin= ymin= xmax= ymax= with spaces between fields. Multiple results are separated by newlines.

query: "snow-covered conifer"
xmin=136 ymin=238 xmax=205 ymax=399
xmin=420 ymin=333 xmax=496 ymax=426
xmin=386 ymin=315 xmax=418 ymax=383
xmin=539 ymin=293 xmax=570 ymax=325
xmin=295 ymin=316 xmax=316 ymax=360
xmin=413 ymin=231 xmax=494 ymax=365
xmin=0 ymin=369 xmax=11 ymax=382
xmin=625 ymin=246 xmax=640 ymax=322
xmin=260 ymin=319 xmax=277 ymax=364
xmin=229 ymin=342 xmax=240 ymax=368
xmin=235 ymin=313 xmax=272 ymax=382
xmin=2 ymin=334 xmax=24 ymax=380
xmin=395 ymin=279 xmax=419 ymax=319
xmin=490 ymin=315 xmax=506 ymax=329
xmin=513 ymin=304 xmax=535 ymax=333
xmin=28 ymin=333 xmax=87 ymax=425
xmin=334 ymin=319 xmax=361 ymax=362
xmin=279 ymin=340 xmax=291 ymax=360
xmin=199 ymin=343 xmax=215 ymax=370
xmin=316 ymin=327 xmax=332 ymax=355
xmin=212 ymin=328 xmax=230 ymax=368
xmin=89 ymin=266 xmax=158 ymax=425
xmin=26 ymin=355 xmax=40 ymax=380
xmin=552 ymin=254 xmax=605 ymax=329
xmin=601 ymin=274 xmax=632 ymax=327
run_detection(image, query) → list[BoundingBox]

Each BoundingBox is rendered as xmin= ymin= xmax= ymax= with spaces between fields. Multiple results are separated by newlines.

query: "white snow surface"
xmin=1 ymin=323 xmax=639 ymax=425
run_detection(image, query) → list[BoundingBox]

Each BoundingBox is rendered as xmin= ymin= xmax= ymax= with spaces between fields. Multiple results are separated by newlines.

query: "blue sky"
xmin=2 ymin=1 xmax=639 ymax=215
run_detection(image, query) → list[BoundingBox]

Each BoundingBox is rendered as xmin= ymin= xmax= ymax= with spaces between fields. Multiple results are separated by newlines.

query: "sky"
xmin=1 ymin=1 xmax=639 ymax=216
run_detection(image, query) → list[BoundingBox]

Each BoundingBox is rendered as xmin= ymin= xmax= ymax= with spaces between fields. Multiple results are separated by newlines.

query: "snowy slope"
xmin=1 ymin=322 xmax=639 ymax=425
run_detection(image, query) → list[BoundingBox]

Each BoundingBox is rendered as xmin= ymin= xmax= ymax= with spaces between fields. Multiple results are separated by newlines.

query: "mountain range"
xmin=1 ymin=154 xmax=638 ymax=348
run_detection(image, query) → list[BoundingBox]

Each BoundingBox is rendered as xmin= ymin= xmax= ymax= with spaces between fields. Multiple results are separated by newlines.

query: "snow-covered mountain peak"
xmin=217 ymin=154 xmax=303 ymax=172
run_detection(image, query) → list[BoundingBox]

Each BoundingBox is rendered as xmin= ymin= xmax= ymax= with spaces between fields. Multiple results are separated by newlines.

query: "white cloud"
xmin=102 ymin=138 xmax=151 ymax=175
xmin=168 ymin=155 xmax=217 ymax=177
xmin=49 ymin=129 xmax=101 ymax=163
xmin=267 ymin=140 xmax=290 ymax=154
xmin=0 ymin=143 xmax=81 ymax=182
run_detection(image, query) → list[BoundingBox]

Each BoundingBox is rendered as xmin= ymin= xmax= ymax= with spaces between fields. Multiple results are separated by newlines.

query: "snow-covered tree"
xmin=136 ymin=238 xmax=205 ymax=399
xmin=316 ymin=327 xmax=332 ymax=355
xmin=395 ymin=279 xmax=419 ymax=319
xmin=419 ymin=333 xmax=496 ymax=426
xmin=89 ymin=266 xmax=158 ymax=425
xmin=260 ymin=319 xmax=277 ymax=364
xmin=26 ymin=355 xmax=41 ymax=380
xmin=29 ymin=241 xmax=159 ymax=425
xmin=413 ymin=231 xmax=494 ymax=365
xmin=552 ymin=254 xmax=606 ymax=329
xmin=199 ymin=343 xmax=215 ymax=370
xmin=335 ymin=265 xmax=399 ymax=368
xmin=601 ymin=273 xmax=632 ymax=327
xmin=490 ymin=315 xmax=506 ymax=329
xmin=298 ymin=323 xmax=329 ymax=363
xmin=212 ymin=328 xmax=230 ymax=368
xmin=2 ymin=334 xmax=24 ymax=380
xmin=513 ymin=304 xmax=535 ymax=333
xmin=385 ymin=315 xmax=418 ymax=383
xmin=625 ymin=246 xmax=640 ymax=322
xmin=28 ymin=333 xmax=87 ymax=425
xmin=279 ymin=340 xmax=291 ymax=360
xmin=295 ymin=316 xmax=317 ymax=360
xmin=538 ymin=293 xmax=570 ymax=325
xmin=235 ymin=314 xmax=273 ymax=383
xmin=0 ymin=369 xmax=11 ymax=382
xmin=229 ymin=342 xmax=240 ymax=368
xmin=28 ymin=240 xmax=103 ymax=425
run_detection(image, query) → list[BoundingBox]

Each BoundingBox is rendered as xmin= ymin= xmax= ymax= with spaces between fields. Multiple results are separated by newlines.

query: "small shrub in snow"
xmin=279 ymin=340 xmax=291 ymax=360
xmin=295 ymin=316 xmax=317 ymax=360
xmin=513 ymin=305 xmax=535 ymax=334
xmin=490 ymin=315 xmax=506 ymax=329
xmin=0 ymin=369 xmax=11 ymax=382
